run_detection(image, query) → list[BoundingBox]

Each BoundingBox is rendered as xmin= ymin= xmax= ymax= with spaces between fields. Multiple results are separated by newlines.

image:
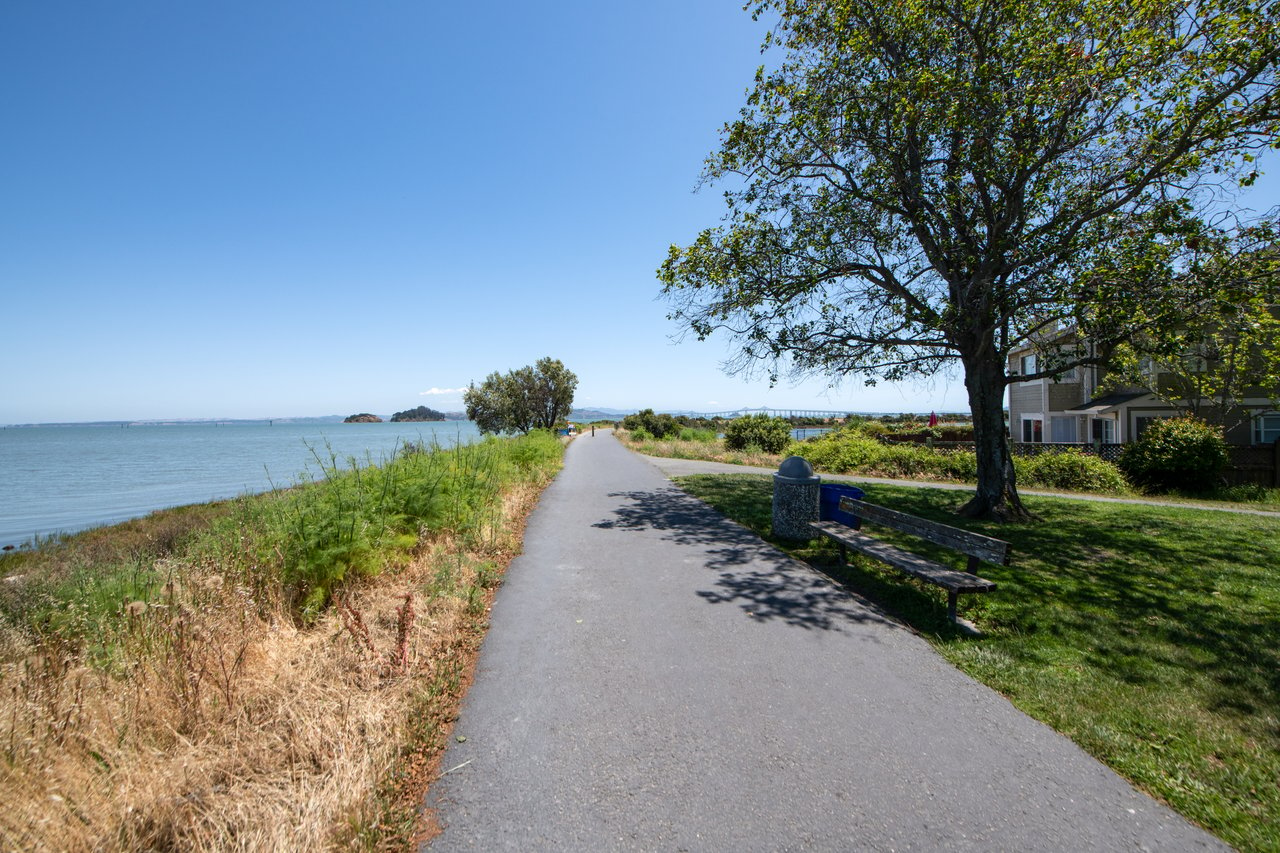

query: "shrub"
xmin=791 ymin=433 xmax=886 ymax=472
xmin=622 ymin=409 xmax=679 ymax=439
xmin=1118 ymin=417 xmax=1229 ymax=492
xmin=724 ymin=414 xmax=793 ymax=453
xmin=869 ymin=445 xmax=973 ymax=481
xmin=678 ymin=427 xmax=718 ymax=443
xmin=1015 ymin=449 xmax=1129 ymax=494
xmin=935 ymin=450 xmax=979 ymax=482
xmin=872 ymin=444 xmax=939 ymax=478
xmin=855 ymin=420 xmax=896 ymax=438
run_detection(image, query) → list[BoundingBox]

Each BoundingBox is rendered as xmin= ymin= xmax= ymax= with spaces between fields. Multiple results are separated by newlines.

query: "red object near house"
xmin=928 ymin=411 xmax=938 ymax=427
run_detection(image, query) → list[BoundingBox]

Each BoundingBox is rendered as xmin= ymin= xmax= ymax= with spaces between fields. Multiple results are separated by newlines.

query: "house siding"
xmin=1010 ymin=384 xmax=1042 ymax=420
xmin=1005 ymin=322 xmax=1279 ymax=446
xmin=1048 ymin=382 xmax=1085 ymax=412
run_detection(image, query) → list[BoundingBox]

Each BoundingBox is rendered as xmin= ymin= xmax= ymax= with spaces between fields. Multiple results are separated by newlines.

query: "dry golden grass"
xmin=616 ymin=431 xmax=786 ymax=469
xmin=0 ymin=481 xmax=545 ymax=852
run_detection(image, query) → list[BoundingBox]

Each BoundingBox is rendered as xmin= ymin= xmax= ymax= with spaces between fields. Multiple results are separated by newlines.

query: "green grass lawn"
xmin=676 ymin=474 xmax=1279 ymax=853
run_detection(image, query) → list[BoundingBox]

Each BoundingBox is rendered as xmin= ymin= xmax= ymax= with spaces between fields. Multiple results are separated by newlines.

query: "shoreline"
xmin=0 ymin=420 xmax=484 ymax=550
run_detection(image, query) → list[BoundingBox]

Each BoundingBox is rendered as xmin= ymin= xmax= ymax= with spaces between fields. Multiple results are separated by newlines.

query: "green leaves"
xmin=463 ymin=357 xmax=578 ymax=435
xmin=724 ymin=413 xmax=793 ymax=452
xmin=1097 ymin=225 xmax=1280 ymax=426
xmin=661 ymin=0 xmax=1279 ymax=517
xmin=1118 ymin=417 xmax=1231 ymax=491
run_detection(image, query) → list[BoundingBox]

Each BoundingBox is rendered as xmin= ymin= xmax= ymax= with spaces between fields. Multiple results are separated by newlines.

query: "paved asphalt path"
xmin=424 ymin=431 xmax=1226 ymax=851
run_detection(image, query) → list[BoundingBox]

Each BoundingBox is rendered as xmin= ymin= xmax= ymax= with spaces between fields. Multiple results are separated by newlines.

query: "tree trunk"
xmin=958 ymin=357 xmax=1032 ymax=521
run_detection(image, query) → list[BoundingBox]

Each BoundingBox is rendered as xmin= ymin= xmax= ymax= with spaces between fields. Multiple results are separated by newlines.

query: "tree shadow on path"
xmin=594 ymin=487 xmax=896 ymax=634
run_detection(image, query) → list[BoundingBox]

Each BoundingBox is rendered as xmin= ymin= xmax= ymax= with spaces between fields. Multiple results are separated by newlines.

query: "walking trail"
xmin=424 ymin=431 xmax=1225 ymax=851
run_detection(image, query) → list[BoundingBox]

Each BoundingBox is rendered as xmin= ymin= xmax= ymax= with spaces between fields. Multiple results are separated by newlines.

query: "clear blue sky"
xmin=2 ymin=2 xmax=1277 ymax=424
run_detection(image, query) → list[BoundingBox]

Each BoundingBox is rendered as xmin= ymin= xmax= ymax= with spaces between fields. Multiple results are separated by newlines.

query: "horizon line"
xmin=3 ymin=406 xmax=972 ymax=429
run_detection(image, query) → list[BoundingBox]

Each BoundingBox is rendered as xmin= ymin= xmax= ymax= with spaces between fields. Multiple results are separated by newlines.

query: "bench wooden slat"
xmin=809 ymin=498 xmax=1011 ymax=628
xmin=809 ymin=521 xmax=996 ymax=593
xmin=838 ymin=497 xmax=1010 ymax=565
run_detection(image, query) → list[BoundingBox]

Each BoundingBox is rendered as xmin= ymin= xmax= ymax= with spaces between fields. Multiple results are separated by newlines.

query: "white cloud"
xmin=419 ymin=387 xmax=466 ymax=396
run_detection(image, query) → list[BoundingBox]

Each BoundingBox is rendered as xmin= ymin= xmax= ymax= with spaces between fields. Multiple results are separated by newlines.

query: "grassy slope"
xmin=676 ymin=473 xmax=1279 ymax=853
xmin=0 ymin=433 xmax=564 ymax=851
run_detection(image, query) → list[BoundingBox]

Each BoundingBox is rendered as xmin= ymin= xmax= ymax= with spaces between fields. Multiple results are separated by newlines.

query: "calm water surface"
xmin=0 ymin=421 xmax=481 ymax=548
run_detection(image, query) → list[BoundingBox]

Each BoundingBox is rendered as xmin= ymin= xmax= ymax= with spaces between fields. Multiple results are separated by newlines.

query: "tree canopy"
xmin=390 ymin=405 xmax=446 ymax=423
xmin=659 ymin=0 xmax=1280 ymax=519
xmin=464 ymin=357 xmax=578 ymax=435
xmin=1104 ymin=233 xmax=1280 ymax=428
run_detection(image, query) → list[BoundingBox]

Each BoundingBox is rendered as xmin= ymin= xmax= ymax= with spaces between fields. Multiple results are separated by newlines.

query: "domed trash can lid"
xmin=774 ymin=455 xmax=819 ymax=483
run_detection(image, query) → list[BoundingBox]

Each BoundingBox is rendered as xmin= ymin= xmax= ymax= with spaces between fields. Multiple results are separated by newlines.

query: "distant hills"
xmin=568 ymin=408 xmax=632 ymax=422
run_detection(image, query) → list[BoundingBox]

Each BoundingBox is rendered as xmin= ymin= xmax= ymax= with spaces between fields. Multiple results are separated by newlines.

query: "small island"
xmin=390 ymin=405 xmax=446 ymax=422
xmin=344 ymin=413 xmax=384 ymax=423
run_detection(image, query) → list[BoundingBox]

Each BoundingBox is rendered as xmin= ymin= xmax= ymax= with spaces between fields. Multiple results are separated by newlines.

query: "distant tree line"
xmin=618 ymin=410 xmax=967 ymax=437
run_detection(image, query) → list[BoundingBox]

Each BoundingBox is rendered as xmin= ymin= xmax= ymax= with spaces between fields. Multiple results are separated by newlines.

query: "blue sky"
xmin=3 ymin=2 xmax=1278 ymax=424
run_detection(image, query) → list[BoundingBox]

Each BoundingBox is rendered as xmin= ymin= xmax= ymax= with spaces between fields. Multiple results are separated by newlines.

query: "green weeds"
xmin=1 ymin=430 xmax=565 ymax=642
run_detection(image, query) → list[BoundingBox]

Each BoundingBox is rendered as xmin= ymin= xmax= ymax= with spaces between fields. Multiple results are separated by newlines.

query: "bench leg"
xmin=947 ymin=591 xmax=958 ymax=624
xmin=837 ymin=542 xmax=847 ymax=566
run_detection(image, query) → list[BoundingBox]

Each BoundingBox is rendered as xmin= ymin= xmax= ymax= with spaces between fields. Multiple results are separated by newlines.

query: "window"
xmin=1255 ymin=412 xmax=1280 ymax=445
xmin=1021 ymin=417 xmax=1043 ymax=443
xmin=1050 ymin=416 xmax=1077 ymax=443
xmin=1091 ymin=418 xmax=1115 ymax=443
xmin=1019 ymin=354 xmax=1037 ymax=376
xmin=1053 ymin=366 xmax=1079 ymax=383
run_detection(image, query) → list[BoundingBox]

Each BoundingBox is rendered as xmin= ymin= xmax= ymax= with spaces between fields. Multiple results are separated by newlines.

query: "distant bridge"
xmin=692 ymin=407 xmax=854 ymax=420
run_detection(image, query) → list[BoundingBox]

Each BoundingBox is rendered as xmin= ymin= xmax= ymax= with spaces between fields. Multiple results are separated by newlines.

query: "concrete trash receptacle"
xmin=772 ymin=456 xmax=820 ymax=540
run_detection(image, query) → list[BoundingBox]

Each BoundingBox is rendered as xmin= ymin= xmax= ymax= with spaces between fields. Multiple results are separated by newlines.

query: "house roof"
xmin=1067 ymin=391 xmax=1152 ymax=415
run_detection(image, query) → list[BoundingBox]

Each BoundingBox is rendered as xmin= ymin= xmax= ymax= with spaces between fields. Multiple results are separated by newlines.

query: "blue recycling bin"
xmin=819 ymin=484 xmax=865 ymax=528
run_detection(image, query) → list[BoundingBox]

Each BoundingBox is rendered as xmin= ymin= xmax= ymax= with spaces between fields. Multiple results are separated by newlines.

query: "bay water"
xmin=0 ymin=421 xmax=481 ymax=549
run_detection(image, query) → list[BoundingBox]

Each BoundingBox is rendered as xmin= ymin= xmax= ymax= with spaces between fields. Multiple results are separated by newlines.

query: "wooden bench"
xmin=809 ymin=497 xmax=1009 ymax=626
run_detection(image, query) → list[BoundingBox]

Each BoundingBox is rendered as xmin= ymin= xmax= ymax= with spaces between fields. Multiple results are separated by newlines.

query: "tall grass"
xmin=0 ymin=430 xmax=564 ymax=850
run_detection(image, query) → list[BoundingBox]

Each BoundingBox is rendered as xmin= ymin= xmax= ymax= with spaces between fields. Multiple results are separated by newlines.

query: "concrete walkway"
xmin=424 ymin=431 xmax=1226 ymax=851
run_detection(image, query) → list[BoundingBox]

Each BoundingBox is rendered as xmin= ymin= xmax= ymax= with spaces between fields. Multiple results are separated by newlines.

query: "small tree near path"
xmin=464 ymin=358 xmax=578 ymax=435
xmin=659 ymin=0 xmax=1280 ymax=521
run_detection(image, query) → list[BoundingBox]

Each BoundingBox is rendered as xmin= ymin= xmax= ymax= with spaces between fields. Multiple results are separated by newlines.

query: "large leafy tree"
xmin=464 ymin=357 xmax=578 ymax=435
xmin=659 ymin=0 xmax=1279 ymax=519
